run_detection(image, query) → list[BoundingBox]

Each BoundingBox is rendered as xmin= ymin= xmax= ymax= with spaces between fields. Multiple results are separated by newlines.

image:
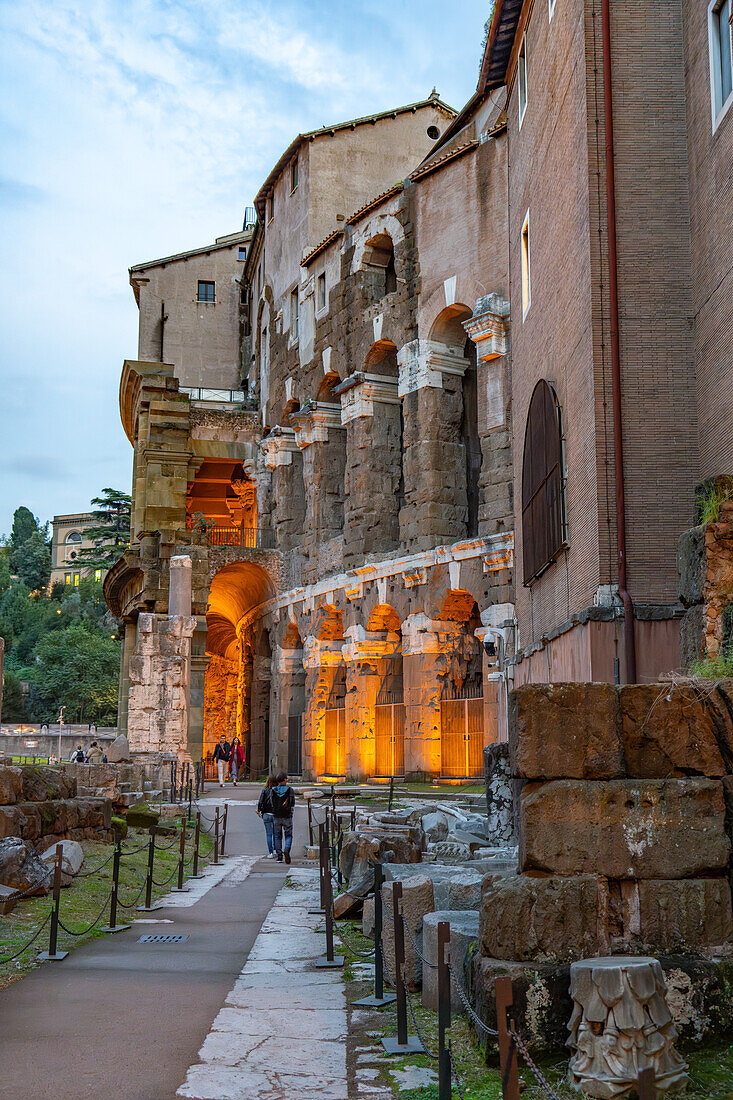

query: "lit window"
xmin=197 ymin=281 xmax=215 ymax=303
xmin=291 ymin=288 xmax=299 ymax=338
xmin=521 ymin=211 xmax=531 ymax=318
xmin=549 ymin=0 xmax=557 ymax=19
xmin=317 ymin=272 xmax=326 ymax=312
xmin=238 ymin=246 xmax=247 ymax=261
xmin=518 ymin=35 xmax=528 ymax=126
xmin=709 ymin=0 xmax=733 ymax=129
xmin=65 ymin=574 xmax=71 ymax=585
xmin=73 ymin=573 xmax=80 ymax=586
xmin=290 ymin=160 xmax=298 ymax=192
xmin=94 ymin=569 xmax=102 ymax=582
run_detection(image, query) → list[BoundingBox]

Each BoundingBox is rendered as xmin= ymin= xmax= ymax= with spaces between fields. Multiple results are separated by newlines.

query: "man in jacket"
xmin=212 ymin=735 xmax=231 ymax=788
xmin=86 ymin=741 xmax=104 ymax=764
xmin=270 ymin=772 xmax=296 ymax=864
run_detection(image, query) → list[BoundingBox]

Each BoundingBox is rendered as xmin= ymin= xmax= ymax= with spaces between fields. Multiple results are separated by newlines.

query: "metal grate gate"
xmin=374 ymin=702 xmax=405 ymax=777
xmin=288 ymin=714 xmax=303 ymax=776
xmin=324 ymin=707 xmax=345 ymax=775
xmin=440 ymin=697 xmax=484 ymax=778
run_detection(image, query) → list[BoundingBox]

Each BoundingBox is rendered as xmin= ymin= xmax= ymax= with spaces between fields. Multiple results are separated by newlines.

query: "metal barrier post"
xmin=351 ymin=807 xmax=356 ymax=831
xmin=496 ymin=976 xmax=519 ymax=1100
xmin=137 ymin=827 xmax=157 ymax=911
xmin=438 ymin=921 xmax=451 ymax=1100
xmin=309 ymin=822 xmax=326 ymax=914
xmin=191 ymin=811 xmax=203 ymax=877
xmin=330 ymin=784 xmax=336 ymax=815
xmin=307 ymin=800 xmax=314 ymax=847
xmin=102 ymin=837 xmax=130 ymax=932
xmin=188 ymin=778 xmax=193 ymax=821
xmin=381 ymin=881 xmax=425 ymax=1053
xmin=316 ymin=836 xmax=344 ymax=969
xmin=171 ymin=816 xmax=189 ymax=892
xmin=336 ymin=828 xmax=343 ymax=887
xmin=638 ymin=1068 xmax=657 ymax=1100
xmin=388 ymin=775 xmax=394 ymax=812
xmin=221 ymin=803 xmax=228 ymax=856
xmin=354 ymin=861 xmax=395 ymax=1008
xmin=214 ymin=807 xmax=220 ymax=865
xmin=39 ymin=845 xmax=68 ymax=960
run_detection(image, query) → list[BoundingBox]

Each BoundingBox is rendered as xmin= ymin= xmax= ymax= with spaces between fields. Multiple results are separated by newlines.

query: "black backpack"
xmin=270 ymin=786 xmax=292 ymax=816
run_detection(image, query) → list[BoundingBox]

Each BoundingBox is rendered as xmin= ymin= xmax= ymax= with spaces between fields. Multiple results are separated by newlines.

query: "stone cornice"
xmin=260 ymin=427 xmax=299 ymax=468
xmin=464 ymin=294 xmax=510 ymax=361
xmin=337 ymin=373 xmax=400 ymax=423
xmin=291 ymin=402 xmax=344 ymax=448
xmin=397 ymin=339 xmax=470 ymax=397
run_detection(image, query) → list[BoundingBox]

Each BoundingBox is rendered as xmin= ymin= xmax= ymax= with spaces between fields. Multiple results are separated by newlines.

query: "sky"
xmin=0 ymin=0 xmax=489 ymax=536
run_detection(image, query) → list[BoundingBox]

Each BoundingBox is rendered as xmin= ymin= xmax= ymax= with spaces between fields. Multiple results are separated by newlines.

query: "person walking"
xmin=257 ymin=776 xmax=276 ymax=858
xmin=229 ymin=736 xmax=245 ymax=786
xmin=270 ymin=772 xmax=296 ymax=864
xmin=86 ymin=741 xmax=104 ymax=764
xmin=212 ymin=735 xmax=231 ymax=788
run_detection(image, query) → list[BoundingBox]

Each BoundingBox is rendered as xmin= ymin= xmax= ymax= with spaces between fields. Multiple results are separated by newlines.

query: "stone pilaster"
xmin=338 ymin=374 xmax=403 ymax=569
xmin=292 ymin=403 xmax=346 ymax=582
xmin=302 ymin=637 xmax=344 ymax=780
xmin=250 ymin=652 xmax=272 ymax=773
xmin=271 ymin=646 xmax=306 ymax=774
xmin=401 ymin=614 xmax=467 ymax=778
xmin=261 ymin=427 xmax=305 ymax=557
xmin=127 ymin=611 xmax=196 ymax=762
xmin=397 ymin=341 xmax=471 ymax=551
xmin=342 ymin=626 xmax=401 ymax=780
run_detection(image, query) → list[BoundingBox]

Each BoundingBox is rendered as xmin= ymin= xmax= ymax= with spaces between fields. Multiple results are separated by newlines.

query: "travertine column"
xmin=292 ymin=403 xmax=346 ymax=582
xmin=249 ymin=652 xmax=272 ymax=774
xmin=127 ymin=612 xmax=196 ymax=761
xmin=302 ymin=637 xmax=344 ymax=780
xmin=342 ymin=626 xmax=400 ymax=780
xmin=338 ymin=374 xmax=402 ymax=569
xmin=117 ymin=620 xmax=137 ymax=737
xmin=261 ymin=427 xmax=304 ymax=556
xmin=401 ymin=614 xmax=466 ymax=779
xmin=398 ymin=341 xmax=470 ymax=551
xmin=271 ymin=645 xmax=305 ymax=774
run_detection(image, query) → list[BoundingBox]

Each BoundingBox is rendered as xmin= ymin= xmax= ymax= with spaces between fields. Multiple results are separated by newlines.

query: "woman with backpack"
xmin=257 ymin=776 xmax=276 ymax=858
xmin=270 ymin=772 xmax=296 ymax=864
xmin=229 ymin=736 xmax=245 ymax=786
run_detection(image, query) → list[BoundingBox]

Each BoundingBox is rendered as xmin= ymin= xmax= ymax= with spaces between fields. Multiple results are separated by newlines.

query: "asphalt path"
xmin=0 ymin=783 xmax=307 ymax=1100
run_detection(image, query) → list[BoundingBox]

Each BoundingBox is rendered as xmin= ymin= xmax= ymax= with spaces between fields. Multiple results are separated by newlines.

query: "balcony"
xmin=185 ymin=518 xmax=276 ymax=550
xmin=180 ymin=387 xmax=258 ymax=410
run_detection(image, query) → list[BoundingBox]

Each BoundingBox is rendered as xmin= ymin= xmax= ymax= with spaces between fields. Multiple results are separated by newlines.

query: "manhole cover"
xmin=137 ymin=934 xmax=189 ymax=943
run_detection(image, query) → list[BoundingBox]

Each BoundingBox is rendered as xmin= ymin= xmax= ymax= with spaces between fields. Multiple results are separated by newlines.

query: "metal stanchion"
xmin=316 ymin=835 xmax=344 ymax=969
xmin=188 ymin=778 xmax=193 ymax=822
xmin=137 ymin=827 xmax=158 ymax=911
xmin=191 ymin=811 xmax=203 ymax=878
xmin=221 ymin=803 xmax=228 ymax=856
xmin=354 ymin=861 xmax=395 ymax=1008
xmin=308 ymin=822 xmax=326 ymax=914
xmin=638 ymin=1068 xmax=657 ymax=1100
xmin=336 ymin=827 xmax=343 ymax=887
xmin=214 ymin=807 xmax=220 ymax=865
xmin=330 ymin=784 xmax=336 ymax=815
xmin=170 ymin=816 xmax=190 ymax=892
xmin=438 ymin=921 xmax=451 ymax=1100
xmin=39 ymin=845 xmax=68 ymax=960
xmin=381 ymin=882 xmax=425 ymax=1053
xmin=307 ymin=800 xmax=314 ymax=847
xmin=388 ymin=775 xmax=394 ymax=812
xmin=496 ymin=976 xmax=520 ymax=1100
xmin=102 ymin=838 xmax=130 ymax=933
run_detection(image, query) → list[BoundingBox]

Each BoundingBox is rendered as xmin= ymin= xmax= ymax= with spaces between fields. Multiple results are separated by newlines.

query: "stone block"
xmin=0 ymin=805 xmax=26 ymax=839
xmin=0 ymin=766 xmax=22 ymax=806
xmin=509 ymin=683 xmax=624 ymax=780
xmin=470 ymin=955 xmax=572 ymax=1054
xmin=480 ymin=873 xmax=608 ymax=962
xmin=18 ymin=766 xmax=75 ymax=802
xmin=0 ymin=883 xmax=18 ymax=915
xmin=520 ymin=779 xmax=729 ymax=879
xmin=340 ymin=829 xmax=421 ymax=884
xmin=16 ymin=803 xmax=41 ymax=841
xmin=620 ymin=683 xmax=728 ymax=778
xmin=40 ymin=839 xmax=85 ymax=887
xmin=0 ymin=836 xmax=51 ymax=896
xmin=382 ymin=864 xmax=488 ymax=910
xmin=381 ymin=874 xmax=434 ymax=989
xmin=107 ymin=734 xmax=131 ymax=762
xmin=362 ymin=897 xmax=375 ymax=938
xmin=422 ymin=909 xmax=480 ymax=1011
xmin=632 ymin=878 xmax=733 ymax=952
xmin=677 ymin=524 xmax=705 ymax=607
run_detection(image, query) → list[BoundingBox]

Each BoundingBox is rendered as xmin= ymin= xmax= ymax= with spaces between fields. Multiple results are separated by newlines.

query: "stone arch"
xmin=205 ymin=561 xmax=275 ymax=660
xmin=317 ymin=372 xmax=341 ymax=401
xmin=367 ymin=603 xmax=402 ymax=634
xmin=429 ymin=303 xmax=473 ymax=348
xmin=439 ymin=589 xmax=481 ymax=625
xmin=365 ymin=339 xmax=398 ymax=378
xmin=281 ymin=615 xmax=303 ymax=650
xmin=282 ymin=398 xmax=300 ymax=426
xmin=312 ymin=603 xmax=344 ymax=642
xmin=361 ymin=231 xmax=397 ymax=300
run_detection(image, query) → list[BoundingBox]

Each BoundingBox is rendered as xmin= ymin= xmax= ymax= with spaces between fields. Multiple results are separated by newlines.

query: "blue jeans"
xmin=263 ymin=813 xmax=275 ymax=854
xmin=274 ymin=816 xmax=293 ymax=857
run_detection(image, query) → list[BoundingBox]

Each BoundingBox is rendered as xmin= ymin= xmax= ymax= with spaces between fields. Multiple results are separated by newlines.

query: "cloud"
xmin=0 ymin=175 xmax=45 ymax=206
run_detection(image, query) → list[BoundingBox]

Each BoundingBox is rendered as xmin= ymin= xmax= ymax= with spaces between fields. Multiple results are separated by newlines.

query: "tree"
xmin=77 ymin=488 xmax=132 ymax=569
xmin=15 ymin=529 xmax=51 ymax=591
xmin=26 ymin=623 xmax=120 ymax=725
xmin=7 ymin=506 xmax=49 ymax=577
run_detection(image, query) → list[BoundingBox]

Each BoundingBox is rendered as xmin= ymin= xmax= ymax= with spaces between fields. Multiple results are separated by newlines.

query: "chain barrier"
xmin=151 ymin=864 xmax=179 ymax=889
xmin=448 ymin=962 xmax=499 ymax=1038
xmin=115 ymin=878 xmax=148 ymax=910
xmin=402 ymin=912 xmax=439 ymax=970
xmin=0 ymin=868 xmax=53 ymax=904
xmin=328 ymin=916 xmax=376 ymax=960
xmin=0 ymin=910 xmax=53 ymax=964
xmin=69 ymin=850 xmax=116 ymax=878
xmin=448 ymin=1043 xmax=467 ymax=1100
xmin=153 ymin=834 xmax=180 ymax=852
xmin=509 ymin=1028 xmax=565 ymax=1100
xmin=402 ymin=969 xmax=439 ymax=1060
xmin=57 ymin=889 xmax=114 ymax=936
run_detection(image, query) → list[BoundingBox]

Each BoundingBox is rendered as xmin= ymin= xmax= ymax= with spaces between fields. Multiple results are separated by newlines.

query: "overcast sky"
xmin=0 ymin=0 xmax=488 ymax=536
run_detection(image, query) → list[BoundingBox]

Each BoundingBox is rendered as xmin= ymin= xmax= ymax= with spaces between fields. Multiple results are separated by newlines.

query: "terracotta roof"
xmin=410 ymin=139 xmax=479 ymax=181
xmin=254 ymin=95 xmax=455 ymax=217
xmin=301 ymin=229 xmax=344 ymax=269
xmin=346 ymin=183 xmax=404 ymax=226
xmin=478 ymin=0 xmax=525 ymax=91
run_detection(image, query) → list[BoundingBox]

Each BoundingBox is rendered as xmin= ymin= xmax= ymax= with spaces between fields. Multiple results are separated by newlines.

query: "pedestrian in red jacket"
xmin=229 ymin=737 xmax=245 ymax=786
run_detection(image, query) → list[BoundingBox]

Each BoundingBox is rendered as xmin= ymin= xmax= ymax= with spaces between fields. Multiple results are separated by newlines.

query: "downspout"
xmin=601 ymin=0 xmax=636 ymax=684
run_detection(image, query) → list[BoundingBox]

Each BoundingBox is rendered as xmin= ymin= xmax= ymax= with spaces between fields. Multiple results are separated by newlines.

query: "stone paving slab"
xmin=177 ymin=868 xmax=348 ymax=1100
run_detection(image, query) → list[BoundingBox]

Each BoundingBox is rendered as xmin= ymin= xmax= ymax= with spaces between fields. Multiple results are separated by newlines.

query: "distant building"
xmin=50 ymin=513 xmax=103 ymax=587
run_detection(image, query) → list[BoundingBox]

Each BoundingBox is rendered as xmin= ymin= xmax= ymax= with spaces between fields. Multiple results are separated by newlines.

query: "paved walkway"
xmin=0 ymin=784 xmax=300 ymax=1100
xmin=177 ymin=867 xmax=349 ymax=1099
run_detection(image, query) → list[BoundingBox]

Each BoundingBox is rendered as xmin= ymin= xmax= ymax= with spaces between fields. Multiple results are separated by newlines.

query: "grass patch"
xmin=0 ymin=823 xmax=213 ymax=991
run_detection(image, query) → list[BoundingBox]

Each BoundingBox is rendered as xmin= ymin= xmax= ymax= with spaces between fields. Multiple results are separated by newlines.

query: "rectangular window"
xmin=290 ymin=159 xmax=299 ymax=192
xmin=317 ymin=272 xmax=326 ymax=312
xmin=291 ymin=288 xmax=299 ymax=338
xmin=521 ymin=210 xmax=531 ymax=319
xmin=94 ymin=569 xmax=102 ymax=582
xmin=518 ymin=35 xmax=528 ymax=126
xmin=710 ymin=0 xmax=733 ymax=128
xmin=197 ymin=280 xmax=215 ymax=303
xmin=238 ymin=246 xmax=247 ymax=261
xmin=65 ymin=573 xmax=71 ymax=585
xmin=73 ymin=573 xmax=80 ymax=587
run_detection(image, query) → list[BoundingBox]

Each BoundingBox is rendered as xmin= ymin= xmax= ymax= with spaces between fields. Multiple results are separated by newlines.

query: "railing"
xmin=179 ymin=387 xmax=258 ymax=408
xmin=184 ymin=520 xmax=276 ymax=550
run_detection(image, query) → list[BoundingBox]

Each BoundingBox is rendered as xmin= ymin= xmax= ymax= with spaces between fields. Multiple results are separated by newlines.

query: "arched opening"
xmin=365 ymin=339 xmax=399 ymax=377
xmin=280 ymin=616 xmax=305 ymax=775
xmin=368 ymin=604 xmax=404 ymax=777
xmin=313 ymin=603 xmax=344 ymax=642
xmin=521 ymin=380 xmax=565 ymax=585
xmin=367 ymin=603 xmax=402 ymax=633
xmin=362 ymin=232 xmax=396 ymax=301
xmin=317 ymin=372 xmax=341 ymax=401
xmin=282 ymin=398 xmax=300 ymax=426
xmin=186 ymin=459 xmax=258 ymax=544
xmin=203 ymin=561 xmax=276 ymax=768
xmin=65 ymin=530 xmax=82 ymax=563
xmin=438 ymin=592 xmax=484 ymax=779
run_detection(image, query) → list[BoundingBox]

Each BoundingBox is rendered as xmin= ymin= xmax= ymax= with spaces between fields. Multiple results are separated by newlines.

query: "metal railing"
xmin=179 ymin=387 xmax=258 ymax=408
xmin=184 ymin=520 xmax=275 ymax=550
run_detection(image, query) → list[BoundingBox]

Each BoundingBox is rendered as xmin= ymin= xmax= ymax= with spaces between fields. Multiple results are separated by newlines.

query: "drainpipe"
xmin=602 ymin=0 xmax=636 ymax=684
